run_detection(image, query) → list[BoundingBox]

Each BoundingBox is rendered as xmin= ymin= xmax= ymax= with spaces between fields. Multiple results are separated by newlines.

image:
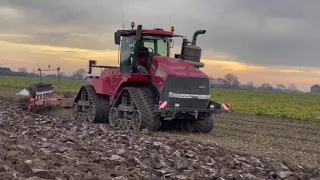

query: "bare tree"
xmin=261 ymin=83 xmax=273 ymax=90
xmin=234 ymin=80 xmax=240 ymax=87
xmin=17 ymin=67 xmax=28 ymax=73
xmin=72 ymin=68 xmax=86 ymax=79
xmin=217 ymin=78 xmax=227 ymax=84
xmin=288 ymin=83 xmax=297 ymax=91
xmin=247 ymin=81 xmax=254 ymax=86
xmin=224 ymin=73 xmax=239 ymax=88
xmin=208 ymin=76 xmax=216 ymax=85
xmin=246 ymin=81 xmax=254 ymax=88
xmin=276 ymin=84 xmax=286 ymax=91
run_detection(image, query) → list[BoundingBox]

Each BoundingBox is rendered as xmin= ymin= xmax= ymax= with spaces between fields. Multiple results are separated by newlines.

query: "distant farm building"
xmin=310 ymin=84 xmax=320 ymax=93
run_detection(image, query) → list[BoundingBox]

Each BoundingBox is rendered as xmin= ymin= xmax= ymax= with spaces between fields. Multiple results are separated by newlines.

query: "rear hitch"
xmin=194 ymin=110 xmax=198 ymax=120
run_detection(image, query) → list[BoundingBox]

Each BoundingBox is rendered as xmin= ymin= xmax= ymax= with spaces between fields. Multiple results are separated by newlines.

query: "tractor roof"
xmin=119 ymin=28 xmax=174 ymax=37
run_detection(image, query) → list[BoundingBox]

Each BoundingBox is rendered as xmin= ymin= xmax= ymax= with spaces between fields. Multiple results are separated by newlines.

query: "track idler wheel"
xmin=109 ymin=107 xmax=119 ymax=127
xmin=116 ymin=119 xmax=122 ymax=128
xmin=131 ymin=110 xmax=142 ymax=130
xmin=87 ymin=104 xmax=95 ymax=123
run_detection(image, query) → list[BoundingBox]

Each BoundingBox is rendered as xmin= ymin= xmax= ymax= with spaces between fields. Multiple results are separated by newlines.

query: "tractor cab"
xmin=115 ymin=22 xmax=174 ymax=74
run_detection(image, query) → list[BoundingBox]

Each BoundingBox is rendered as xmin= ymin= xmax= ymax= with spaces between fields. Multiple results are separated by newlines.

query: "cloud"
xmin=0 ymin=0 xmax=320 ymax=91
xmin=1 ymin=0 xmax=320 ymax=68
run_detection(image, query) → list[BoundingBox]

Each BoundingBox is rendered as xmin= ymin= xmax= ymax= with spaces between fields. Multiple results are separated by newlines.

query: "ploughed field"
xmin=1 ymin=75 xmax=320 ymax=121
xmin=0 ymin=96 xmax=319 ymax=179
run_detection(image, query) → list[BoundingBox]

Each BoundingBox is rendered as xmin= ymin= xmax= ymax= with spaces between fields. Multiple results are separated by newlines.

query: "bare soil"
xmin=161 ymin=112 xmax=320 ymax=169
xmin=0 ymin=87 xmax=319 ymax=179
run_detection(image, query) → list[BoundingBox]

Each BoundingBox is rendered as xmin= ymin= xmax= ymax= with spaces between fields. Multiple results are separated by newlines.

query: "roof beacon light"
xmin=131 ymin=22 xmax=135 ymax=29
xmin=171 ymin=26 xmax=175 ymax=32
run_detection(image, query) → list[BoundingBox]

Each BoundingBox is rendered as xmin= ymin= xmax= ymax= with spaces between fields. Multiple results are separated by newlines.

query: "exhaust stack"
xmin=181 ymin=30 xmax=206 ymax=68
xmin=192 ymin=30 xmax=206 ymax=45
xmin=132 ymin=25 xmax=142 ymax=73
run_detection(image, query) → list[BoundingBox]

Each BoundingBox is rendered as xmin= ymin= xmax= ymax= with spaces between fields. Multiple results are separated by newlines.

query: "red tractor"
xmin=73 ymin=23 xmax=230 ymax=133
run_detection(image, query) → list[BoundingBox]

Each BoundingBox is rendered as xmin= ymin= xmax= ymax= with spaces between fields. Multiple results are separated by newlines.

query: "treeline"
xmin=0 ymin=67 xmax=88 ymax=80
xmin=210 ymin=73 xmax=302 ymax=93
xmin=1 ymin=67 xmax=303 ymax=93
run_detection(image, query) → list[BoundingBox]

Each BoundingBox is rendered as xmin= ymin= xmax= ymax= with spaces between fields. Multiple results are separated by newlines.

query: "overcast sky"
xmin=0 ymin=0 xmax=320 ymax=91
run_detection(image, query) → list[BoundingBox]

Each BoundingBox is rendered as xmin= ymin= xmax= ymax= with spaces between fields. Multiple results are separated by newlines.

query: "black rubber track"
xmin=98 ymin=94 xmax=111 ymax=123
xmin=126 ymin=87 xmax=161 ymax=131
xmin=195 ymin=115 xmax=214 ymax=133
xmin=84 ymin=85 xmax=104 ymax=123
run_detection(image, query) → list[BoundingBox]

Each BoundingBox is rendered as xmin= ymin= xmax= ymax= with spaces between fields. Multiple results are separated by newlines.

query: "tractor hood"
xmin=150 ymin=56 xmax=210 ymax=108
xmin=151 ymin=56 xmax=208 ymax=79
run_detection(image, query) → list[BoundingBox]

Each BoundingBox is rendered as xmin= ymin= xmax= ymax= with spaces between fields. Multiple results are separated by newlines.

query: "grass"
xmin=1 ymin=75 xmax=320 ymax=121
xmin=0 ymin=75 xmax=86 ymax=93
xmin=211 ymin=88 xmax=320 ymax=121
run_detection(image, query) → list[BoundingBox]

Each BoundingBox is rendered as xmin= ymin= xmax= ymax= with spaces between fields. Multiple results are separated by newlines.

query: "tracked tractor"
xmin=73 ymin=22 xmax=230 ymax=133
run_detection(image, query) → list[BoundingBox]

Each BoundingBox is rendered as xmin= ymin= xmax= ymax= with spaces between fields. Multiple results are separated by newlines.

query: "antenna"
xmin=169 ymin=16 xmax=171 ymax=30
xmin=120 ymin=0 xmax=124 ymax=30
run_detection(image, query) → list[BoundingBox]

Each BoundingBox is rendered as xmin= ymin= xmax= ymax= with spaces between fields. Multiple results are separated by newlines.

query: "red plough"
xmin=18 ymin=67 xmax=74 ymax=113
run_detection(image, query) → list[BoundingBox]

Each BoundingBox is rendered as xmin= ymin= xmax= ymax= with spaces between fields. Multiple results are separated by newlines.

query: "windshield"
xmin=119 ymin=34 xmax=169 ymax=73
xmin=120 ymin=35 xmax=135 ymax=64
xmin=141 ymin=35 xmax=169 ymax=56
xmin=120 ymin=35 xmax=135 ymax=73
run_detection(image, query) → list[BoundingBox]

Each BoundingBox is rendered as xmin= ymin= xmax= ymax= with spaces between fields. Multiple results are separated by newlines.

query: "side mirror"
xmin=114 ymin=31 xmax=121 ymax=45
xmin=169 ymin=39 xmax=174 ymax=48
xmin=88 ymin=60 xmax=96 ymax=74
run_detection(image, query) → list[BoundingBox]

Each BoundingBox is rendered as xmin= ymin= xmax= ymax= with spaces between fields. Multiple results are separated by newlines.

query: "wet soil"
xmin=0 ymin=96 xmax=319 ymax=179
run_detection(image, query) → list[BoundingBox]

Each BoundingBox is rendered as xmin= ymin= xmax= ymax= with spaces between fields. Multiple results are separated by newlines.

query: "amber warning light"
xmin=171 ymin=26 xmax=175 ymax=32
xmin=131 ymin=22 xmax=135 ymax=29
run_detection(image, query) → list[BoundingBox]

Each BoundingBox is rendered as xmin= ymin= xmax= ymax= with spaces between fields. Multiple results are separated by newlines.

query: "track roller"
xmin=125 ymin=120 xmax=132 ymax=129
